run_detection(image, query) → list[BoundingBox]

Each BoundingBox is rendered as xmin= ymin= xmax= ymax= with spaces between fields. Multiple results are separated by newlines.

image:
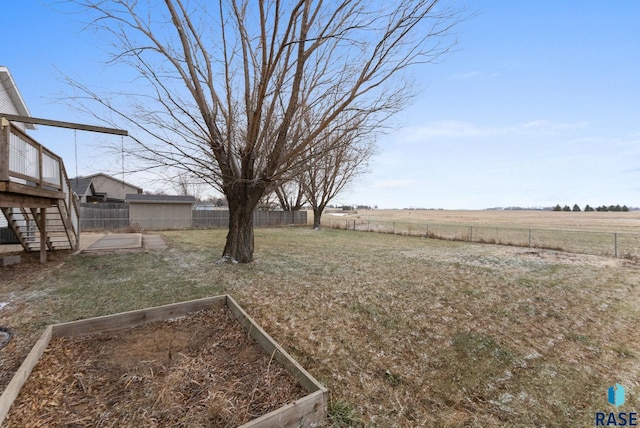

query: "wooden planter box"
xmin=0 ymin=295 xmax=328 ymax=427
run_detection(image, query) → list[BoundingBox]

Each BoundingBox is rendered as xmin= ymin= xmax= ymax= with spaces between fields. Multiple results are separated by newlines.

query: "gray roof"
xmin=125 ymin=194 xmax=196 ymax=204
xmin=70 ymin=177 xmax=94 ymax=196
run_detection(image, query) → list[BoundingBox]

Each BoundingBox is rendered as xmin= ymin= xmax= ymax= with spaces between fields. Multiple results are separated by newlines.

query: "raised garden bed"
xmin=0 ymin=295 xmax=327 ymax=427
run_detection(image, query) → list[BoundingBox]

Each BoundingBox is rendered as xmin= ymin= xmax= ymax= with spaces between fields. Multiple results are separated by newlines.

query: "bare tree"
xmin=300 ymin=112 xmax=376 ymax=229
xmin=175 ymin=175 xmax=191 ymax=197
xmin=67 ymin=0 xmax=459 ymax=263
xmin=173 ymin=173 xmax=202 ymax=199
xmin=257 ymin=191 xmax=278 ymax=211
xmin=274 ymin=180 xmax=306 ymax=212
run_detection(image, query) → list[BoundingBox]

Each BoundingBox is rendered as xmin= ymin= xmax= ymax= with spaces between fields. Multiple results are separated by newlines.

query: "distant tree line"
xmin=315 ymin=204 xmax=376 ymax=210
xmin=553 ymin=204 xmax=629 ymax=212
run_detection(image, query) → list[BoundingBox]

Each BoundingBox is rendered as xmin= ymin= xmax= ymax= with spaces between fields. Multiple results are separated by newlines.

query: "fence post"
xmin=393 ymin=222 xmax=396 ymax=234
xmin=368 ymin=219 xmax=370 ymax=232
xmin=469 ymin=226 xmax=473 ymax=242
xmin=614 ymin=233 xmax=618 ymax=258
xmin=528 ymin=229 xmax=532 ymax=247
xmin=425 ymin=224 xmax=429 ymax=238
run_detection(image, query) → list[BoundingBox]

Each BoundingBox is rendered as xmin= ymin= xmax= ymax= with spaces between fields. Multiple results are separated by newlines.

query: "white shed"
xmin=125 ymin=194 xmax=196 ymax=230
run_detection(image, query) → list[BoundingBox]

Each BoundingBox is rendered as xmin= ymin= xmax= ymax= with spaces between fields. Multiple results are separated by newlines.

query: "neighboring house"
xmin=70 ymin=177 xmax=99 ymax=203
xmin=0 ymin=66 xmax=36 ymax=133
xmin=70 ymin=173 xmax=143 ymax=203
xmin=125 ymin=194 xmax=196 ymax=230
xmin=193 ymin=204 xmax=217 ymax=211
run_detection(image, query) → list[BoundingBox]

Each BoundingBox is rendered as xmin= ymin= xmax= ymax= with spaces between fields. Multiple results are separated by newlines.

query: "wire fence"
xmin=323 ymin=218 xmax=640 ymax=259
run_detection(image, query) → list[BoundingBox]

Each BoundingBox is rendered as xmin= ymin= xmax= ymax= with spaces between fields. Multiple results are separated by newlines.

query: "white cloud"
xmin=398 ymin=119 xmax=588 ymax=142
xmin=398 ymin=120 xmax=504 ymax=140
xmin=520 ymin=120 xmax=588 ymax=134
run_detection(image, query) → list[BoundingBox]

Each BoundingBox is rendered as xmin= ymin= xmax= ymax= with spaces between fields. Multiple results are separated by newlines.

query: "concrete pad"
xmin=0 ymin=245 xmax=22 ymax=254
xmin=142 ymin=235 xmax=168 ymax=250
xmin=85 ymin=233 xmax=142 ymax=251
xmin=0 ymin=255 xmax=20 ymax=267
xmin=79 ymin=233 xmax=106 ymax=251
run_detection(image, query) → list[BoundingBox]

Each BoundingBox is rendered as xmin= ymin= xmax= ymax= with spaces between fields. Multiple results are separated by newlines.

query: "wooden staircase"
xmin=1 ymin=204 xmax=77 ymax=252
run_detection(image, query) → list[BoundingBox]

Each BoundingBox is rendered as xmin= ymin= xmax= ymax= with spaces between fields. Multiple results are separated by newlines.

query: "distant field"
xmin=323 ymin=209 xmax=640 ymax=233
xmin=319 ymin=209 xmax=640 ymax=259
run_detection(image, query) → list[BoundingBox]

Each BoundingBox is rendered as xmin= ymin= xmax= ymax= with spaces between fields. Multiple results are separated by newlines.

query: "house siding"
xmin=88 ymin=174 xmax=142 ymax=201
xmin=0 ymin=83 xmax=26 ymax=132
xmin=0 ymin=68 xmax=29 ymax=131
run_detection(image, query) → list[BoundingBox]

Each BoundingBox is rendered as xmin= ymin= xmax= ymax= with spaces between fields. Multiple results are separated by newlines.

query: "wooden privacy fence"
xmin=79 ymin=205 xmax=307 ymax=231
xmin=79 ymin=203 xmax=130 ymax=230
xmin=192 ymin=210 xmax=307 ymax=228
xmin=324 ymin=217 xmax=640 ymax=259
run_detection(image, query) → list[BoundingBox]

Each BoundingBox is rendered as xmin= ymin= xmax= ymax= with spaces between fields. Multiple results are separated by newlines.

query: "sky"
xmin=2 ymin=1 xmax=640 ymax=210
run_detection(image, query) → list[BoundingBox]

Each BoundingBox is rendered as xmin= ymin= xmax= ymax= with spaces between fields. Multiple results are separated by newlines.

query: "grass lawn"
xmin=2 ymin=227 xmax=640 ymax=426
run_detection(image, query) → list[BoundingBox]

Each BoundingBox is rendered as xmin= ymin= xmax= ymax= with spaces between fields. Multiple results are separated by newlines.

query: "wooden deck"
xmin=0 ymin=117 xmax=80 ymax=262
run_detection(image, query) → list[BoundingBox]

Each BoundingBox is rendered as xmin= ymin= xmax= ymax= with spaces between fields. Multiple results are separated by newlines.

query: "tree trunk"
xmin=221 ymin=201 xmax=256 ymax=263
xmin=312 ymin=206 xmax=323 ymax=230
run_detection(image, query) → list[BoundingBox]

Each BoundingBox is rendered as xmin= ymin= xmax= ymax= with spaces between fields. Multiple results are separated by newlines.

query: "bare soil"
xmin=3 ymin=306 xmax=306 ymax=427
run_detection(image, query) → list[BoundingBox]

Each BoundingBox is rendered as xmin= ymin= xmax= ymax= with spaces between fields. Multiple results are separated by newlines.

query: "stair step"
xmin=2 ymin=199 xmax=77 ymax=254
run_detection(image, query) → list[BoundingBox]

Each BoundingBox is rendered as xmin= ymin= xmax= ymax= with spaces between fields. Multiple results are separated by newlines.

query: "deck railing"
xmin=1 ymin=120 xmax=80 ymax=247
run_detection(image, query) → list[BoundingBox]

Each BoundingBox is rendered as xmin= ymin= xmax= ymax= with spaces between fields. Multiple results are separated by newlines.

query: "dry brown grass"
xmin=2 ymin=227 xmax=640 ymax=426
xmin=220 ymin=229 xmax=640 ymax=426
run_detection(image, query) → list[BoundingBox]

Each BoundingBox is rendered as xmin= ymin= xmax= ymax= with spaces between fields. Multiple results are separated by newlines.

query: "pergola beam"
xmin=1 ymin=114 xmax=128 ymax=136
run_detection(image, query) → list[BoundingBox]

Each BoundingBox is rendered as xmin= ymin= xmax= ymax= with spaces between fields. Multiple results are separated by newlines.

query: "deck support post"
xmin=39 ymin=208 xmax=47 ymax=263
xmin=0 ymin=118 xmax=9 ymax=181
